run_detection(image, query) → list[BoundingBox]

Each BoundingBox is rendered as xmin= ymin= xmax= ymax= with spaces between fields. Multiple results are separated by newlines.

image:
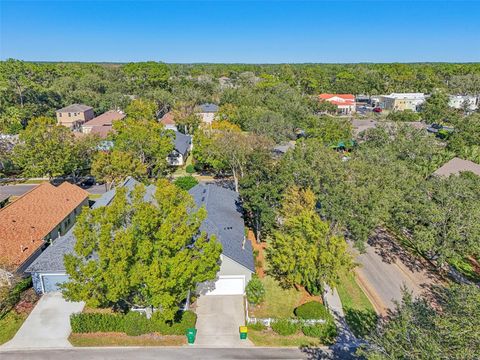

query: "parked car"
xmin=79 ymin=176 xmax=95 ymax=187
xmin=372 ymin=107 xmax=382 ymax=113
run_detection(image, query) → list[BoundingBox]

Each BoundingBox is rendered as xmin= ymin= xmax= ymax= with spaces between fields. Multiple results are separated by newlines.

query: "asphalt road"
xmin=351 ymin=230 xmax=441 ymax=315
xmin=0 ymin=183 xmax=107 ymax=199
xmin=0 ymin=347 xmax=343 ymax=360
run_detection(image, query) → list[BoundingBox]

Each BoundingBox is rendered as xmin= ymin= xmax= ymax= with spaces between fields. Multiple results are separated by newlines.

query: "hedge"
xmin=294 ymin=301 xmax=330 ymax=320
xmin=271 ymin=319 xmax=300 ymax=336
xmin=301 ymin=321 xmax=338 ymax=344
xmin=70 ymin=310 xmax=196 ymax=336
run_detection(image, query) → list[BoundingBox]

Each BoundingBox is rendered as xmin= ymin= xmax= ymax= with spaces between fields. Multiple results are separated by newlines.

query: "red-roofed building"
xmin=319 ymin=94 xmax=356 ymax=115
xmin=159 ymin=112 xmax=177 ymax=130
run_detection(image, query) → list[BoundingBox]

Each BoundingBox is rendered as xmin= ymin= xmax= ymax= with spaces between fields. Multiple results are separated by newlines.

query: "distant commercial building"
xmin=56 ymin=104 xmax=94 ymax=130
xmin=380 ymin=93 xmax=426 ymax=112
xmin=318 ymin=94 xmax=356 ymax=115
xmin=448 ymin=95 xmax=478 ymax=111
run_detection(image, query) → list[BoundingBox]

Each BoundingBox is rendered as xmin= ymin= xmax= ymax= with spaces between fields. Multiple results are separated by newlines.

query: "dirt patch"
xmin=250 ymin=231 xmax=267 ymax=278
xmin=296 ymin=285 xmax=322 ymax=306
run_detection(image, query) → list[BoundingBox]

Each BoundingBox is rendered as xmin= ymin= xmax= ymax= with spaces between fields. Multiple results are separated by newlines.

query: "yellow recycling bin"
xmin=239 ymin=326 xmax=248 ymax=340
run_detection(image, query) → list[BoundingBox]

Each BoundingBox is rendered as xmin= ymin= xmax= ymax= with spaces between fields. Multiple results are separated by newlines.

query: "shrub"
xmin=246 ymin=276 xmax=265 ymax=305
xmin=294 ymin=301 xmax=329 ymax=320
xmin=247 ymin=321 xmax=266 ymax=331
xmin=185 ymin=164 xmax=195 ymax=174
xmin=271 ymin=319 xmax=299 ymax=336
xmin=152 ymin=310 xmax=197 ymax=335
xmin=301 ymin=321 xmax=337 ymax=344
xmin=70 ymin=313 xmax=124 ymax=333
xmin=174 ymin=176 xmax=198 ymax=191
xmin=70 ymin=310 xmax=197 ymax=335
xmin=123 ymin=311 xmax=150 ymax=336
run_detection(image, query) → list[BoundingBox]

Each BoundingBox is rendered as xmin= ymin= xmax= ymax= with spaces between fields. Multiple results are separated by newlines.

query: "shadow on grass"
xmin=344 ymin=308 xmax=378 ymax=338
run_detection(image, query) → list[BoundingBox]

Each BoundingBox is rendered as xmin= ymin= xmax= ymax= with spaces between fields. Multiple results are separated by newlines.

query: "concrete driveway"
xmin=194 ymin=295 xmax=253 ymax=347
xmin=2 ymin=292 xmax=84 ymax=349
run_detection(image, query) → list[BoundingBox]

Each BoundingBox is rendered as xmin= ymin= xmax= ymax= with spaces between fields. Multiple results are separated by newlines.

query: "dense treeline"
xmin=2 ymin=59 xmax=480 ymax=134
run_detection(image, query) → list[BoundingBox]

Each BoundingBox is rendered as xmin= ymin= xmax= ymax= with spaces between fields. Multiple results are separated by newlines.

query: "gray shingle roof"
xmin=189 ymin=183 xmax=255 ymax=272
xmin=26 ymin=179 xmax=254 ymax=274
xmin=56 ymin=104 xmax=93 ymax=113
xmin=174 ymin=131 xmax=192 ymax=156
xmin=198 ymin=103 xmax=219 ymax=113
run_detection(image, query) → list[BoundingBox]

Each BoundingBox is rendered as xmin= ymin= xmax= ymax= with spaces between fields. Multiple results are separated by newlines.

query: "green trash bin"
xmin=186 ymin=328 xmax=197 ymax=345
xmin=239 ymin=326 xmax=248 ymax=340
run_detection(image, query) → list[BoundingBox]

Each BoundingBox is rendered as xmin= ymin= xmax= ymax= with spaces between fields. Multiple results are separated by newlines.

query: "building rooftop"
xmin=198 ymin=103 xmax=219 ymax=113
xmin=27 ymin=179 xmax=254 ymax=274
xmin=83 ymin=110 xmax=125 ymax=127
xmin=174 ymin=131 xmax=192 ymax=156
xmin=433 ymin=157 xmax=480 ymax=177
xmin=0 ymin=182 xmax=89 ymax=270
xmin=160 ymin=112 xmax=176 ymax=126
xmin=189 ymin=183 xmax=254 ymax=272
xmin=56 ymin=104 xmax=93 ymax=113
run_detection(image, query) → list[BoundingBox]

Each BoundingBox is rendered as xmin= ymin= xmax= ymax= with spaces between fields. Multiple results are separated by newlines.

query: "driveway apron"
xmin=2 ymin=292 xmax=84 ymax=349
xmin=194 ymin=295 xmax=253 ymax=347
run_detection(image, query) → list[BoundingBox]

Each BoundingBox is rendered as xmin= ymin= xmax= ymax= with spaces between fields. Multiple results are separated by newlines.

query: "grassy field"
xmin=249 ymin=276 xmax=303 ymax=319
xmin=336 ymin=271 xmax=378 ymax=337
xmin=248 ymin=329 xmax=322 ymax=347
xmin=69 ymin=333 xmax=185 ymax=347
xmin=0 ymin=311 xmax=28 ymax=345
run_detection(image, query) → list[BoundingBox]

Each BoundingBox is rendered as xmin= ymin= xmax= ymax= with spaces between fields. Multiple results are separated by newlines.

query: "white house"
xmin=448 ymin=95 xmax=478 ymax=111
xmin=166 ymin=131 xmax=192 ymax=166
xmin=196 ymin=103 xmax=219 ymax=125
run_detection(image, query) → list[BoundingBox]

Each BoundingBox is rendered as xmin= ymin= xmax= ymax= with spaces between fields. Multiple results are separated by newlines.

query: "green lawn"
xmin=336 ymin=271 xmax=378 ymax=337
xmin=88 ymin=193 xmax=103 ymax=200
xmin=0 ymin=311 xmax=28 ymax=345
xmin=69 ymin=333 xmax=185 ymax=347
xmin=248 ymin=329 xmax=322 ymax=347
xmin=249 ymin=276 xmax=303 ymax=319
xmin=22 ymin=179 xmax=47 ymax=184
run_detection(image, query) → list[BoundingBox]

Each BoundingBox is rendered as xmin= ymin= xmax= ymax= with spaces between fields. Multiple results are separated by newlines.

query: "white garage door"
xmin=206 ymin=276 xmax=245 ymax=296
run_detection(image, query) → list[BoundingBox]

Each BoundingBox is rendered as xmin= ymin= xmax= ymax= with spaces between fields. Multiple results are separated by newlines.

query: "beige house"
xmin=56 ymin=104 xmax=94 ymax=130
xmin=380 ymin=93 xmax=426 ymax=112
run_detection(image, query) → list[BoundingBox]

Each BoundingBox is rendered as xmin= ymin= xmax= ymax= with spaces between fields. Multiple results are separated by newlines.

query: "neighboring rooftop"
xmin=173 ymin=131 xmax=192 ymax=156
xmin=319 ymin=94 xmax=355 ymax=105
xmin=384 ymin=93 xmax=425 ymax=100
xmin=352 ymin=119 xmax=426 ymax=137
xmin=83 ymin=110 xmax=125 ymax=127
xmin=273 ymin=141 xmax=296 ymax=155
xmin=189 ymin=183 xmax=255 ymax=272
xmin=160 ymin=112 xmax=176 ymax=126
xmin=0 ymin=182 xmax=89 ymax=270
xmin=433 ymin=157 xmax=480 ymax=177
xmin=25 ymin=185 xmax=118 ymax=273
xmin=198 ymin=103 xmax=219 ymax=113
xmin=56 ymin=104 xmax=93 ymax=113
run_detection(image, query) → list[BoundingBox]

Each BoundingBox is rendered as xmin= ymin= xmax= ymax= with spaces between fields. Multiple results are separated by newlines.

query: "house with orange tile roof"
xmin=0 ymin=182 xmax=89 ymax=277
xmin=319 ymin=94 xmax=356 ymax=115
xmin=159 ymin=111 xmax=177 ymax=130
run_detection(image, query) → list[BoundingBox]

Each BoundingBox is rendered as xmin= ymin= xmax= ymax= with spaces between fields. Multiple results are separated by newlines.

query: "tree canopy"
xmin=62 ymin=179 xmax=222 ymax=320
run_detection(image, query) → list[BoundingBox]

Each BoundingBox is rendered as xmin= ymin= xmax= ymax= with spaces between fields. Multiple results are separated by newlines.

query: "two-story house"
xmin=56 ymin=104 xmax=94 ymax=130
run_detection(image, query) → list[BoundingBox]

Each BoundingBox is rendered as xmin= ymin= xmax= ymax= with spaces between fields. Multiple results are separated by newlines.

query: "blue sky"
xmin=1 ymin=1 xmax=479 ymax=63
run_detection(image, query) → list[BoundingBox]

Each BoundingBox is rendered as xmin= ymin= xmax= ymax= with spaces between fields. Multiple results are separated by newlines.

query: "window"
xmin=68 ymin=113 xmax=71 ymax=117
xmin=58 ymin=113 xmax=62 ymax=117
